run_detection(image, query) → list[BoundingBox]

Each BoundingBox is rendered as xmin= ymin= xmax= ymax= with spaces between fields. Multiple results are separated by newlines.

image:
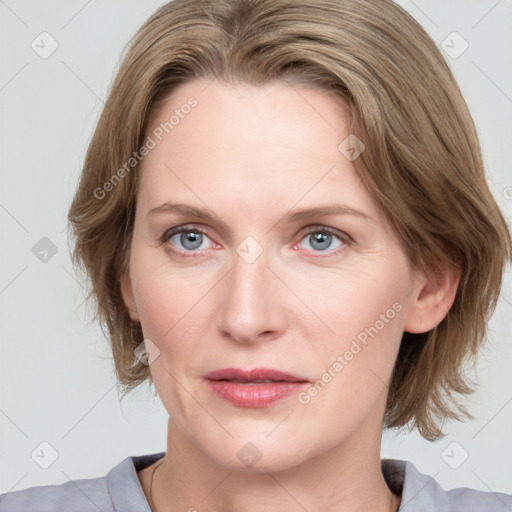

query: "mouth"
xmin=219 ymin=379 xmax=283 ymax=384
xmin=203 ymin=367 xmax=310 ymax=383
xmin=203 ymin=368 xmax=310 ymax=408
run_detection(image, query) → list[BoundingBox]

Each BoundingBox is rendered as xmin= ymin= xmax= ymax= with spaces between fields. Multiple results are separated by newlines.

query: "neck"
xmin=150 ymin=413 xmax=400 ymax=512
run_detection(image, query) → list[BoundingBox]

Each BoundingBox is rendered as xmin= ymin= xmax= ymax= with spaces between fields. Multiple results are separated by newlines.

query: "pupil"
xmin=311 ymin=232 xmax=331 ymax=251
xmin=181 ymin=231 xmax=202 ymax=250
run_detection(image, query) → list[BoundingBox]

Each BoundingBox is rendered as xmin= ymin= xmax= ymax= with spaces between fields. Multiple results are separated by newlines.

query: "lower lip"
xmin=206 ymin=379 xmax=308 ymax=408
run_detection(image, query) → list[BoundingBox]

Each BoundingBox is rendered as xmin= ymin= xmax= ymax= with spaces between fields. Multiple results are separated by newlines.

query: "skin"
xmin=121 ymin=77 xmax=459 ymax=512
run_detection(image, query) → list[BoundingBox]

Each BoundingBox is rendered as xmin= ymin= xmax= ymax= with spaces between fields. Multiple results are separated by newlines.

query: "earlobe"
xmin=404 ymin=263 xmax=461 ymax=334
xmin=120 ymin=272 xmax=140 ymax=323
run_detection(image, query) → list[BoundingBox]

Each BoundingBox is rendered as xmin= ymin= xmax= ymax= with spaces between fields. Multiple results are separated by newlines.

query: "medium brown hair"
xmin=67 ymin=0 xmax=511 ymax=440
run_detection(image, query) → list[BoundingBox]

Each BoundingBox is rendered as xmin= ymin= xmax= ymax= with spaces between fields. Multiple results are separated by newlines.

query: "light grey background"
xmin=1 ymin=0 xmax=511 ymax=496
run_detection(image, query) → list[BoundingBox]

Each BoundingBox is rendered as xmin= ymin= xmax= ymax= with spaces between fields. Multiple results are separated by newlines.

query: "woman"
xmin=1 ymin=0 xmax=510 ymax=510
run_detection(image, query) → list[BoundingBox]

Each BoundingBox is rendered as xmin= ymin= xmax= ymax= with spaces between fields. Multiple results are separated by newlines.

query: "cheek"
xmin=291 ymin=261 xmax=407 ymax=389
xmin=130 ymin=260 xmax=214 ymax=413
xmin=130 ymin=248 xmax=215 ymax=341
xmin=282 ymin=264 xmax=408 ymax=444
xmin=296 ymin=266 xmax=406 ymax=345
xmin=291 ymin=283 xmax=405 ymax=437
xmin=129 ymin=251 xmax=225 ymax=406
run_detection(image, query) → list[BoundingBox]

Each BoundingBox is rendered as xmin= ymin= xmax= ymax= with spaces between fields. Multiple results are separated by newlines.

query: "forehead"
xmin=136 ymin=78 xmax=377 ymax=219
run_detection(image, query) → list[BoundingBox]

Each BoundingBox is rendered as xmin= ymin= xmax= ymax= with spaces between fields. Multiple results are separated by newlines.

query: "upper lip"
xmin=204 ymin=367 xmax=309 ymax=383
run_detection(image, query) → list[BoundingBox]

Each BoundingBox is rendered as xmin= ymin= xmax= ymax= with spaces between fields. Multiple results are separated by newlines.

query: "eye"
xmin=162 ymin=225 xmax=215 ymax=254
xmin=295 ymin=227 xmax=349 ymax=255
xmin=161 ymin=224 xmax=351 ymax=257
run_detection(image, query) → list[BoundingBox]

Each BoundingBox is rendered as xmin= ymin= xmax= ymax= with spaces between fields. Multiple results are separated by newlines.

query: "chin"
xmin=196 ymin=429 xmax=317 ymax=474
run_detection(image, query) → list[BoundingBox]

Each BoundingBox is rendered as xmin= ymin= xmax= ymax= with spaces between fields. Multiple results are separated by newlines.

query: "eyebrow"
xmin=147 ymin=202 xmax=372 ymax=226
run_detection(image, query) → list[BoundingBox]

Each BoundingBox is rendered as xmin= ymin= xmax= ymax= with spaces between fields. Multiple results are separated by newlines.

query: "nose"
xmin=216 ymin=244 xmax=288 ymax=345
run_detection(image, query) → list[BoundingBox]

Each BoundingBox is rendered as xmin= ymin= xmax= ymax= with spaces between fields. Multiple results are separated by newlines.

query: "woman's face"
xmin=121 ymin=78 xmax=424 ymax=472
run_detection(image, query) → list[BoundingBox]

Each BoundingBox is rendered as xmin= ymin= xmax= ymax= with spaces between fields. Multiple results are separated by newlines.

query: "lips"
xmin=203 ymin=367 xmax=309 ymax=383
xmin=203 ymin=368 xmax=310 ymax=407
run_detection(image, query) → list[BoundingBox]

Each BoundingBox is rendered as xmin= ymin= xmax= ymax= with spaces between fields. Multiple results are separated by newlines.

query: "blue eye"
xmin=298 ymin=229 xmax=345 ymax=253
xmin=163 ymin=226 xmax=213 ymax=252
xmin=162 ymin=225 xmax=350 ymax=257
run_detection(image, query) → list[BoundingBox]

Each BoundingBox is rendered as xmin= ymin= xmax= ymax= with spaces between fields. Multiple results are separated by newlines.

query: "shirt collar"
xmin=109 ymin=453 xmax=450 ymax=511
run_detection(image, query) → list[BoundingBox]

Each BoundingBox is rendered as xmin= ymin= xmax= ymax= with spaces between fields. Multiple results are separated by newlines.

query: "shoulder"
xmin=0 ymin=475 xmax=112 ymax=512
xmin=382 ymin=459 xmax=512 ymax=512
xmin=0 ymin=452 xmax=165 ymax=512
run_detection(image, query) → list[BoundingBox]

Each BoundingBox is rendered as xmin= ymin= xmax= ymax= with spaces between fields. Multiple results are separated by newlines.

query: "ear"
xmin=403 ymin=262 xmax=461 ymax=334
xmin=120 ymin=271 xmax=140 ymax=323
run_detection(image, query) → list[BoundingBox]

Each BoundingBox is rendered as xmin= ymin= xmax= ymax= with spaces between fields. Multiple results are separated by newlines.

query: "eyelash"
xmin=160 ymin=224 xmax=352 ymax=258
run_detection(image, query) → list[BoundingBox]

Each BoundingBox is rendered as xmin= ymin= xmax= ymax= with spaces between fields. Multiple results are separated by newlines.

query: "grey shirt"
xmin=1 ymin=452 xmax=511 ymax=511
